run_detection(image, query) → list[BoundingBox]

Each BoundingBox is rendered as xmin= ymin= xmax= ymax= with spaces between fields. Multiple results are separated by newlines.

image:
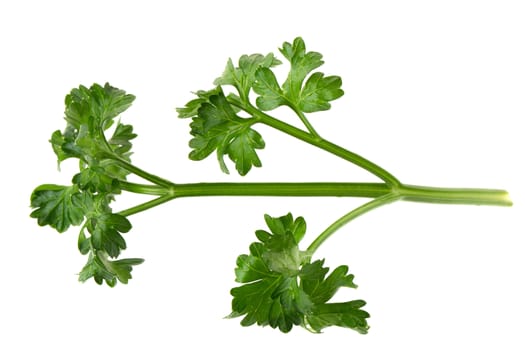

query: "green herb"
xmin=184 ymin=88 xmax=265 ymax=175
xmin=229 ymin=213 xmax=369 ymax=333
xmin=30 ymin=37 xmax=511 ymax=334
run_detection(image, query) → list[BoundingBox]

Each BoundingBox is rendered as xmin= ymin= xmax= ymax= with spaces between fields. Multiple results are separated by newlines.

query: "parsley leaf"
xmin=30 ymin=184 xmax=92 ymax=233
xmin=107 ymin=121 xmax=136 ymax=160
xmin=307 ymin=300 xmax=370 ymax=334
xmin=251 ymin=67 xmax=287 ymax=111
xmin=50 ymin=125 xmax=78 ymax=163
xmin=72 ymin=166 xmax=119 ymax=194
xmin=185 ymin=89 xmax=265 ymax=175
xmin=51 ymin=83 xmax=135 ymax=166
xmin=103 ymin=121 xmax=137 ymax=180
xmin=229 ymin=213 xmax=369 ymax=333
xmin=176 ymin=88 xmax=222 ymax=119
xmin=214 ymin=53 xmax=281 ymax=101
xmin=279 ymin=37 xmax=324 ymax=98
xmin=68 ymin=121 xmax=136 ymax=194
xmin=253 ymin=37 xmax=344 ymax=113
xmin=298 ymin=72 xmax=345 ymax=112
xmin=300 ymin=261 xmax=358 ymax=304
xmin=87 ymin=213 xmax=131 ymax=258
xmin=64 ymin=83 xmax=135 ymax=130
xmin=79 ymin=250 xmax=144 ymax=287
xmin=178 ymin=38 xmax=343 ymax=174
xmin=31 ymin=83 xmax=144 ymax=286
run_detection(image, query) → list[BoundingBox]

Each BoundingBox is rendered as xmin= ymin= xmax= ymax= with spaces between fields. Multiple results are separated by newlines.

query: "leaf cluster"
xmin=180 ymin=89 xmax=264 ymax=175
xmin=30 ymin=83 xmax=143 ymax=286
xmin=177 ymin=37 xmax=344 ymax=176
xmin=229 ymin=213 xmax=369 ymax=334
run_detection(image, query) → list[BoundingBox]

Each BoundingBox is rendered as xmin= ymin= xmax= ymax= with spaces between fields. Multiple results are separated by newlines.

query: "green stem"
xmin=291 ymin=105 xmax=321 ymax=139
xmin=118 ymin=180 xmax=511 ymax=206
xmin=116 ymin=182 xmax=392 ymax=219
xmin=306 ymin=184 xmax=512 ymax=255
xmin=398 ymin=184 xmax=512 ymax=206
xmin=233 ymin=100 xmax=401 ymax=186
xmin=117 ymin=194 xmax=175 ymax=217
xmin=260 ymin=111 xmax=400 ymax=185
xmin=117 ymin=179 xmax=510 ymax=254
xmin=307 ymin=193 xmax=400 ymax=255
xmin=172 ymin=182 xmax=390 ymax=198
xmin=106 ymin=155 xmax=175 ymax=188
xmin=119 ymin=181 xmax=170 ymax=196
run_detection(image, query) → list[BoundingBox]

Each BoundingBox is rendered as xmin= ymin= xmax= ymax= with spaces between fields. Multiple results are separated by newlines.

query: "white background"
xmin=1 ymin=0 xmax=524 ymax=348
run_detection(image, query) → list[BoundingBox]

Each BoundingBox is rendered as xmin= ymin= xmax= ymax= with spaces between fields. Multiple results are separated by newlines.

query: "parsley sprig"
xmin=229 ymin=213 xmax=369 ymax=333
xmin=31 ymin=83 xmax=156 ymax=286
xmin=30 ymin=37 xmax=511 ymax=333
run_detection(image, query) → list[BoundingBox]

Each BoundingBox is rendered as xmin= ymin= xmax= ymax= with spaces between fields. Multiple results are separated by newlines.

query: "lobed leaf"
xmin=214 ymin=53 xmax=281 ymax=100
xmin=300 ymin=260 xmax=357 ymax=304
xmin=108 ymin=121 xmax=137 ymax=160
xmin=253 ymin=37 xmax=344 ymax=114
xmin=65 ymin=83 xmax=135 ymax=129
xmin=30 ymin=184 xmax=92 ymax=233
xmin=253 ymin=67 xmax=287 ymax=111
xmin=299 ymin=72 xmax=344 ymax=112
xmin=87 ymin=213 xmax=131 ymax=258
xmin=177 ymin=88 xmax=222 ymax=119
xmin=280 ymin=37 xmax=324 ymax=98
xmin=307 ymin=300 xmax=370 ymax=334
xmin=79 ymin=251 xmax=144 ymax=287
xmin=52 ymin=83 xmax=136 ymax=169
xmin=72 ymin=166 xmax=119 ymax=194
xmin=229 ymin=213 xmax=369 ymax=334
xmin=186 ymin=90 xmax=265 ymax=175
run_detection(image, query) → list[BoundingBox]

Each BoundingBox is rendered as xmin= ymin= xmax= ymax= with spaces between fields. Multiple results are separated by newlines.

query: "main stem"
xmin=116 ymin=95 xmax=511 ymax=253
xmin=119 ymin=181 xmax=511 ymax=205
xmin=117 ymin=180 xmax=511 ymax=218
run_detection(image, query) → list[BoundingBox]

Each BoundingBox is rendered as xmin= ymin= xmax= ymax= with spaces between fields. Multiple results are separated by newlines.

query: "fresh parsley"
xmin=30 ymin=38 xmax=511 ymax=334
xmin=229 ymin=213 xmax=369 ymax=333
